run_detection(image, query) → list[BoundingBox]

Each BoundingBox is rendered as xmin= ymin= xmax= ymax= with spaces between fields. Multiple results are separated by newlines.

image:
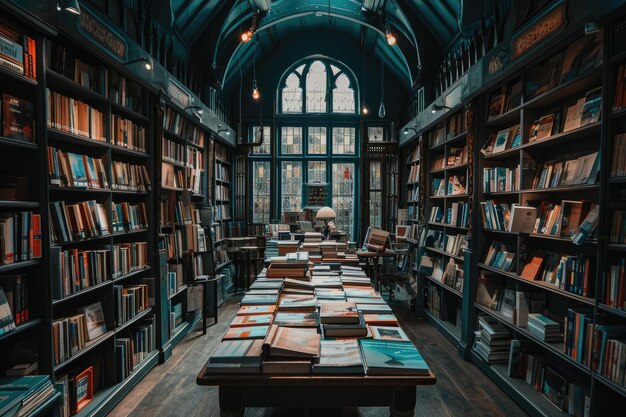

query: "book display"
xmin=211 ymin=140 xmax=232 ymax=291
xmin=415 ymin=107 xmax=470 ymax=345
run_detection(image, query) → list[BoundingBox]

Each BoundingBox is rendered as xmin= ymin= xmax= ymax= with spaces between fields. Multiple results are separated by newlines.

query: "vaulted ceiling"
xmin=167 ymin=0 xmax=483 ymax=91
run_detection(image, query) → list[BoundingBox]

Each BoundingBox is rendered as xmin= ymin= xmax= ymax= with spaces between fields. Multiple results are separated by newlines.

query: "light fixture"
xmin=217 ymin=124 xmax=231 ymax=136
xmin=362 ymin=106 xmax=369 ymax=116
xmin=124 ymin=58 xmax=153 ymax=71
xmin=251 ymin=40 xmax=260 ymax=101
xmin=432 ymin=104 xmax=452 ymax=113
xmin=58 ymin=0 xmax=81 ymax=14
xmin=403 ymin=126 xmax=418 ymax=135
xmin=386 ymin=29 xmax=396 ymax=46
xmin=378 ymin=59 xmax=386 ymax=118
xmin=316 ymin=206 xmax=337 ymax=240
xmin=241 ymin=13 xmax=259 ymax=43
xmin=184 ymin=105 xmax=203 ymax=120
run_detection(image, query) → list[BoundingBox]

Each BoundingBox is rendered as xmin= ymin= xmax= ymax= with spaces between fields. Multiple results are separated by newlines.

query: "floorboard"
xmin=108 ymin=296 xmax=529 ymax=417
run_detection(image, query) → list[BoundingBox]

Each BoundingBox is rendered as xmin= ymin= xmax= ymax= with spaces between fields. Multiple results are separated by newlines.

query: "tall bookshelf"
xmin=365 ymin=141 xmax=400 ymax=233
xmin=417 ymin=108 xmax=471 ymax=348
xmin=44 ymin=33 xmax=160 ymax=417
xmin=212 ymin=140 xmax=233 ymax=291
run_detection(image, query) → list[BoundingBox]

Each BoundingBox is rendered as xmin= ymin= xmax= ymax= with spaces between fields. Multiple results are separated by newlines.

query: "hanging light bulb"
xmin=378 ymin=102 xmax=386 ymax=118
xmin=241 ymin=30 xmax=253 ymax=43
xmin=362 ymin=105 xmax=369 ymax=115
xmin=252 ymin=80 xmax=260 ymax=101
xmin=378 ymin=59 xmax=386 ymax=118
xmin=386 ymin=29 xmax=396 ymax=46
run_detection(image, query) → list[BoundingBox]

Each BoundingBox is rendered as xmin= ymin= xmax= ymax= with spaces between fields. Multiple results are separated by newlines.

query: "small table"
xmin=224 ymin=237 xmax=257 ymax=294
xmin=239 ymin=245 xmax=263 ymax=291
xmin=357 ymin=249 xmax=396 ymax=292
xmin=196 ymin=371 xmax=436 ymax=417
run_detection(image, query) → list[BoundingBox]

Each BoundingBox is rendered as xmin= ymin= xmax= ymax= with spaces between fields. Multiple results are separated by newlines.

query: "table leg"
xmin=389 ymin=386 xmax=416 ymax=417
xmin=219 ymin=386 xmax=244 ymax=417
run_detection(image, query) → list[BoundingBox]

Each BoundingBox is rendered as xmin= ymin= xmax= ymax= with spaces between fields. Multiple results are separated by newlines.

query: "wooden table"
xmin=357 ymin=249 xmax=397 ymax=291
xmin=196 ymin=370 xmax=436 ymax=417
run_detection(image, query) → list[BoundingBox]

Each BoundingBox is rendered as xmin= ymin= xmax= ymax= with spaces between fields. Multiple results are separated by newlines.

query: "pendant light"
xmin=378 ymin=59 xmax=385 ymax=118
xmin=252 ymin=39 xmax=260 ymax=101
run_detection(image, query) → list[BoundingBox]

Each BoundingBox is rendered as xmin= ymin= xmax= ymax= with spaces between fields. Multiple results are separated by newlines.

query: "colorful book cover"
xmin=359 ymin=339 xmax=429 ymax=375
xmin=223 ymin=325 xmax=269 ymax=340
xmin=2 ymin=94 xmax=34 ymax=142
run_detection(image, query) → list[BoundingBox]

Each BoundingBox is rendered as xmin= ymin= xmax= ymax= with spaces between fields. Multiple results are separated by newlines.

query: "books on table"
xmin=319 ymin=302 xmax=358 ymax=324
xmin=230 ymin=314 xmax=274 ymax=327
xmin=237 ymin=305 xmax=276 ymax=316
xmin=359 ymin=339 xmax=430 ymax=375
xmin=273 ymin=312 xmax=319 ymax=327
xmin=312 ymin=340 xmax=364 ymax=374
xmin=223 ymin=325 xmax=270 ymax=340
xmin=263 ymin=326 xmax=321 ymax=358
xmin=322 ymin=312 xmax=368 ymax=337
xmin=369 ymin=325 xmax=410 ymax=342
xmin=206 ymin=339 xmax=264 ymax=374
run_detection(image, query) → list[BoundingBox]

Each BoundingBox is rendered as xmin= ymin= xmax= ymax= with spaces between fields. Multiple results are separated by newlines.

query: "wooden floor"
xmin=109 ymin=297 xmax=529 ymax=417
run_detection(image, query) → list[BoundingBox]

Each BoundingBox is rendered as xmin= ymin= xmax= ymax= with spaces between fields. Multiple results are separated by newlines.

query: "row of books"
xmin=215 ymin=163 xmax=230 ymax=182
xmin=521 ymin=251 xmax=593 ymax=298
xmin=0 ymin=211 xmax=42 ymax=264
xmin=611 ymin=133 xmax=626 ymax=177
xmin=427 ymin=256 xmax=464 ymax=293
xmin=214 ymin=203 xmax=231 ymax=221
xmin=432 ymin=175 xmax=466 ymax=196
xmin=613 ymin=63 xmax=626 ymax=112
xmin=481 ymin=124 xmax=521 ymax=156
xmin=188 ymin=147 xmax=203 ymax=170
xmin=162 ymin=137 xmax=186 ymax=166
xmin=115 ymin=318 xmax=156 ymax=382
xmin=160 ymin=198 xmax=194 ymax=228
xmin=479 ymin=201 xmax=534 ymax=232
xmin=52 ymin=302 xmax=107 ymax=365
xmin=112 ymin=242 xmax=148 ymax=279
xmin=163 ymin=107 xmax=205 ymax=146
xmin=594 ymin=324 xmax=626 ymax=387
xmin=187 ymin=167 xmax=203 ymax=194
xmin=487 ymin=78 xmax=522 ymax=119
xmin=111 ymin=162 xmax=151 ymax=192
xmin=114 ymin=283 xmax=150 ymax=326
xmin=0 ymin=20 xmax=37 ymax=80
xmin=166 ymin=263 xmax=183 ymax=297
xmin=109 ymin=72 xmax=143 ymax=113
xmin=164 ymin=231 xmax=183 ymax=261
xmin=531 ymin=152 xmax=599 ymax=189
xmin=48 ymin=147 xmax=108 ymax=189
xmin=432 ymin=147 xmax=468 ymax=172
xmin=533 ymin=201 xmax=596 ymax=239
xmin=483 ymin=166 xmax=519 ymax=193
xmin=425 ymin=283 xmax=441 ymax=318
xmin=111 ymin=115 xmax=146 ymax=152
xmin=610 ymin=210 xmax=626 ymax=243
xmin=46 ymin=90 xmax=105 ymax=141
xmin=45 ymin=40 xmax=108 ymax=96
xmin=0 ymin=275 xmax=28 ymax=330
xmin=429 ymin=124 xmax=446 ymax=148
xmin=215 ymin=184 xmax=229 ymax=201
xmin=483 ymin=241 xmax=517 ymax=272
xmin=406 ymin=145 xmax=419 ymax=164
xmin=52 ymin=247 xmax=108 ymax=299
xmin=407 ymin=163 xmax=419 ymax=183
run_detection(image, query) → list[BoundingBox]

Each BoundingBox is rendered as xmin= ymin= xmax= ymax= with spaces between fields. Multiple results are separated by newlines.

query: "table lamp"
xmin=316 ymin=206 xmax=336 ymax=240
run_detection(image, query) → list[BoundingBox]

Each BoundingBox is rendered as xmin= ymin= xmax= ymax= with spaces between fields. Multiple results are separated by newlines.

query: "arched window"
xmin=279 ymin=58 xmax=356 ymax=114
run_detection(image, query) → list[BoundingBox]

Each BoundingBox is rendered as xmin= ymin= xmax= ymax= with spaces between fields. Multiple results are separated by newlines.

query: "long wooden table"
xmin=196 ymin=370 xmax=436 ymax=417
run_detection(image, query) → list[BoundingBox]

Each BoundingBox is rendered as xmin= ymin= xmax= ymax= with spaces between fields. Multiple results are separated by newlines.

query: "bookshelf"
xmin=212 ymin=140 xmax=233 ymax=292
xmin=416 ymin=107 xmax=470 ymax=349
xmin=365 ymin=141 xmax=400 ymax=234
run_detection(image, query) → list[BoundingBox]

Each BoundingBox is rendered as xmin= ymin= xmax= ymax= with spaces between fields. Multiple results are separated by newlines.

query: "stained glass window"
xmin=369 ymin=161 xmax=381 ymax=228
xmin=368 ymin=126 xmax=385 ymax=142
xmin=307 ymin=127 xmax=326 ymax=154
xmin=281 ymin=126 xmax=302 ymax=154
xmin=306 ymin=60 xmax=327 ymax=113
xmin=308 ymin=161 xmax=326 ymax=184
xmin=252 ymin=161 xmax=271 ymax=223
xmin=281 ymin=161 xmax=302 ymax=212
xmin=332 ymin=127 xmax=356 ymax=154
xmin=332 ymin=73 xmax=355 ymax=113
xmin=332 ymin=163 xmax=355 ymax=239
xmin=251 ymin=125 xmax=271 ymax=154
xmin=282 ymin=73 xmax=302 ymax=113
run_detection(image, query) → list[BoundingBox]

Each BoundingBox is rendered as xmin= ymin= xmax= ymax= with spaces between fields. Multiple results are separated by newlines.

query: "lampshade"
xmin=316 ymin=206 xmax=336 ymax=220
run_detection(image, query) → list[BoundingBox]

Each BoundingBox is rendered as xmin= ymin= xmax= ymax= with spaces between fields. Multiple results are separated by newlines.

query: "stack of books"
xmin=527 ymin=313 xmax=562 ymax=342
xmin=320 ymin=241 xmax=338 ymax=259
xmin=473 ymin=315 xmax=511 ymax=364
xmin=277 ymin=240 xmax=299 ymax=255
xmin=319 ymin=302 xmax=367 ymax=337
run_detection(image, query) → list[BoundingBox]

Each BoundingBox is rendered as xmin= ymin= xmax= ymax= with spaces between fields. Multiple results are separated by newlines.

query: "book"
xmin=322 ymin=312 xmax=368 ymax=337
xmin=263 ymin=326 xmax=320 ymax=358
xmin=359 ymin=339 xmax=429 ymax=375
xmin=223 ymin=325 xmax=269 ymax=340
xmin=0 ymin=286 xmax=16 ymax=334
xmin=312 ymin=339 xmax=364 ymax=374
xmin=369 ymin=325 xmax=410 ymax=342
xmin=319 ymin=302 xmax=359 ymax=324
xmin=79 ymin=302 xmax=107 ymax=341
xmin=206 ymin=339 xmax=263 ymax=374
xmin=273 ymin=312 xmax=319 ymax=327
xmin=236 ymin=305 xmax=277 ymax=316
xmin=230 ymin=314 xmax=273 ymax=327
xmin=2 ymin=94 xmax=34 ymax=142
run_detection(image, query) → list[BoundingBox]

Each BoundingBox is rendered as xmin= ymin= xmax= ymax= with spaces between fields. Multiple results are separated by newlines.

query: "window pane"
xmin=252 ymin=161 xmax=271 ymax=223
xmin=282 ymin=73 xmax=302 ymax=113
xmin=252 ymin=126 xmax=271 ymax=154
xmin=307 ymin=127 xmax=326 ymax=154
xmin=368 ymin=126 xmax=385 ymax=142
xmin=332 ymin=127 xmax=356 ymax=154
xmin=306 ymin=61 xmax=327 ymax=113
xmin=281 ymin=161 xmax=302 ymax=213
xmin=369 ymin=161 xmax=381 ymax=228
xmin=332 ymin=163 xmax=355 ymax=239
xmin=308 ymin=161 xmax=326 ymax=183
xmin=281 ymin=126 xmax=302 ymax=154
xmin=332 ymin=73 xmax=355 ymax=113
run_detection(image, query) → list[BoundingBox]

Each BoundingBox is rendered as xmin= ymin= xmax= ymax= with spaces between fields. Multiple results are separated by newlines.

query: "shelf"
xmin=485 ymin=106 xmax=522 ymax=128
xmin=163 ymin=129 xmax=187 ymax=144
xmin=519 ymin=184 xmax=599 ymax=194
xmin=216 ymin=260 xmax=232 ymax=270
xmin=162 ymin=159 xmax=187 ymax=168
xmin=473 ymin=303 xmax=590 ymax=375
xmin=47 ymin=128 xmax=109 ymax=150
xmin=54 ymin=330 xmax=115 ymax=372
xmin=52 ymin=229 xmax=148 ymax=246
xmin=113 ymin=266 xmax=151 ymax=281
xmin=477 ymin=263 xmax=595 ymax=306
xmin=115 ymin=307 xmax=153 ymax=333
xmin=112 ymin=229 xmax=149 ymax=238
xmin=49 ymin=186 xmax=111 ymax=194
xmin=161 ymin=185 xmax=184 ymax=192
xmin=0 ymin=259 xmax=41 ymax=273
xmin=523 ymin=68 xmax=602 ymax=112
xmin=446 ymin=163 xmax=468 ymax=171
xmin=606 ymin=244 xmax=626 ymax=251
xmin=597 ymin=303 xmax=626 ymax=319
xmin=593 ymin=373 xmax=626 ymax=397
xmin=110 ymin=144 xmax=149 ymax=159
xmin=0 ymin=318 xmax=43 ymax=342
xmin=422 ymin=309 xmax=461 ymax=346
xmin=46 ymin=69 xmax=108 ymax=104
xmin=110 ymin=102 xmax=150 ymax=123
xmin=483 ymin=190 xmax=521 ymax=196
xmin=483 ymin=145 xmax=523 ymax=160
xmin=168 ymin=284 xmax=188 ymax=300
xmin=0 ymin=136 xmax=39 ymax=150
xmin=0 ymin=65 xmax=38 ymax=85
xmin=423 ymin=274 xmax=463 ymax=298
xmin=470 ymin=352 xmax=572 ymax=417
xmin=517 ymin=122 xmax=602 ymax=153
xmin=425 ymin=246 xmax=464 ymax=261
xmin=52 ymin=280 xmax=113 ymax=306
xmin=110 ymin=189 xmax=150 ymax=196
xmin=428 ymin=222 xmax=469 ymax=231
xmin=608 ymin=176 xmax=626 ymax=184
